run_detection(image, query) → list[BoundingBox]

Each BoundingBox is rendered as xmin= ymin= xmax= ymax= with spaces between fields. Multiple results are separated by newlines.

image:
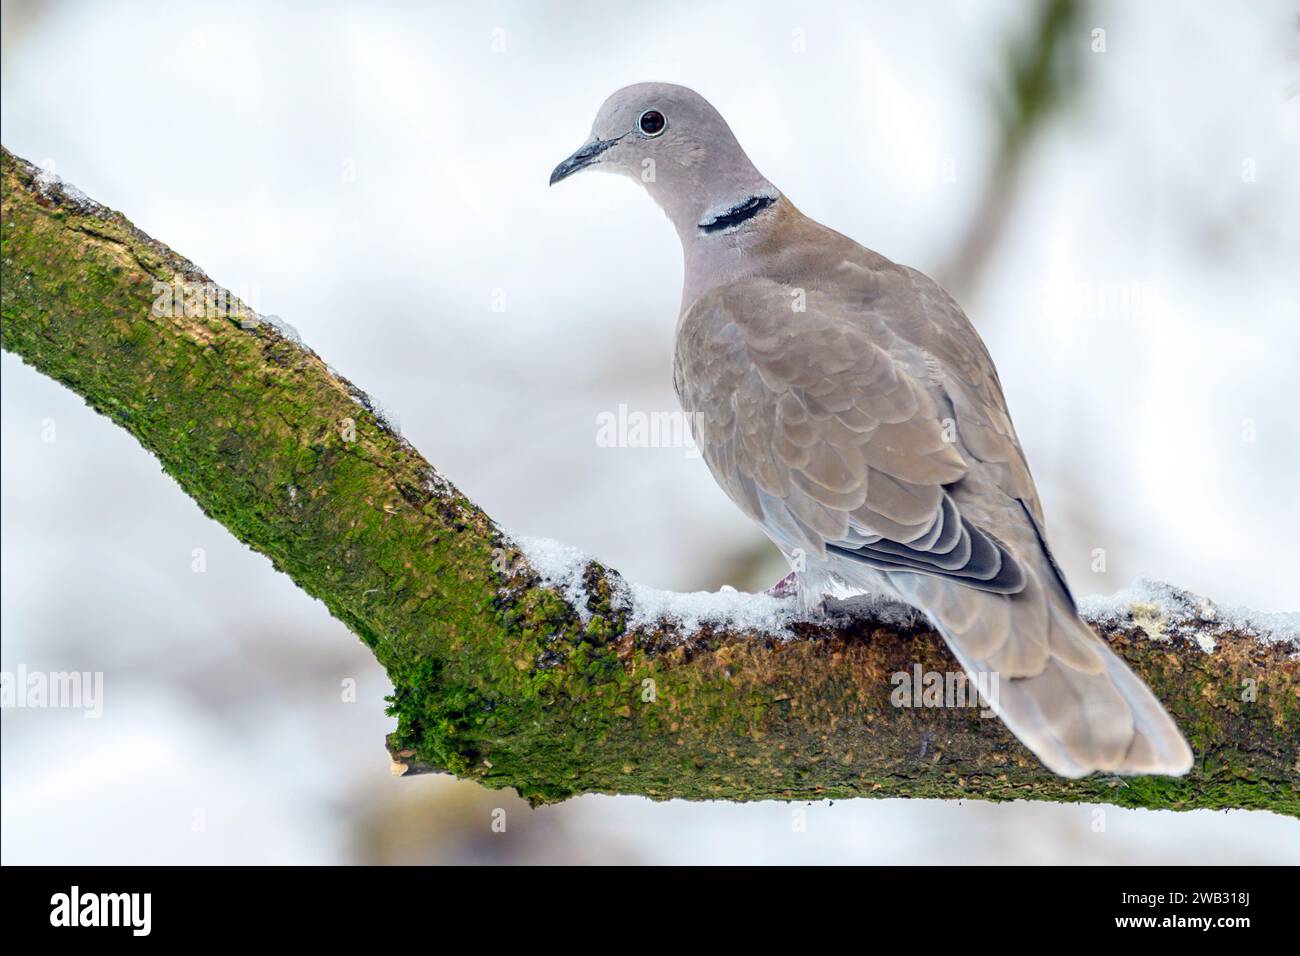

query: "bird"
xmin=549 ymin=82 xmax=1193 ymax=778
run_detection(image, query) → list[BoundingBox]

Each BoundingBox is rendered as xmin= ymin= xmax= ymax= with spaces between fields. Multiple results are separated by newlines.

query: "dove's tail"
xmin=874 ymin=563 xmax=1194 ymax=777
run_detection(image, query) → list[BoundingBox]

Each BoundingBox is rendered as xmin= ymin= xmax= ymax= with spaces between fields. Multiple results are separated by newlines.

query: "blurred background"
xmin=3 ymin=0 xmax=1298 ymax=863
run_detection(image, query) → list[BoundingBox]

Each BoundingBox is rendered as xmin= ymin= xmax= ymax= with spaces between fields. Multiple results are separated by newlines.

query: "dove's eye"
xmin=638 ymin=110 xmax=666 ymax=137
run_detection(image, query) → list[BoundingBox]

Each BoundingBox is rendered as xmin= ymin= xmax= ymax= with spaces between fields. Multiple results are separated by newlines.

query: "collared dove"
xmin=551 ymin=82 xmax=1192 ymax=778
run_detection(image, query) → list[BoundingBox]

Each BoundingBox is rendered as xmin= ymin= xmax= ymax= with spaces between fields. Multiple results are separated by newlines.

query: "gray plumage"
xmin=551 ymin=82 xmax=1192 ymax=777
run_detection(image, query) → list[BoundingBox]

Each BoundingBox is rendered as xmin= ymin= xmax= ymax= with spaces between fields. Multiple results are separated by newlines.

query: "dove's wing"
xmin=674 ymin=269 xmax=1029 ymax=590
xmin=673 ymin=264 xmax=1192 ymax=777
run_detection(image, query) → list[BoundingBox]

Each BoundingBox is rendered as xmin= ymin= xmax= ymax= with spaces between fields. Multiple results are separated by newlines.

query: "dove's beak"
xmin=549 ymin=136 xmax=618 ymax=186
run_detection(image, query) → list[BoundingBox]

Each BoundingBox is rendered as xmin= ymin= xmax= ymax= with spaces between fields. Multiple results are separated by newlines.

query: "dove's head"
xmin=549 ymin=83 xmax=780 ymax=243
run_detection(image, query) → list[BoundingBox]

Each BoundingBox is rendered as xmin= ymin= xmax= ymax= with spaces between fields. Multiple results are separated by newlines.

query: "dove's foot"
xmin=765 ymin=571 xmax=798 ymax=599
xmin=767 ymin=571 xmax=833 ymax=617
xmin=765 ymin=569 xmax=844 ymax=618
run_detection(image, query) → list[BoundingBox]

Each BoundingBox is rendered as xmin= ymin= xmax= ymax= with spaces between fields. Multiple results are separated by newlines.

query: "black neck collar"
xmin=698 ymin=194 xmax=777 ymax=234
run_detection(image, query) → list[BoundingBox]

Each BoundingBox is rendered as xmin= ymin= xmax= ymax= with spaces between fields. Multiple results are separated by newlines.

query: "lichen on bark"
xmin=3 ymin=146 xmax=1296 ymax=816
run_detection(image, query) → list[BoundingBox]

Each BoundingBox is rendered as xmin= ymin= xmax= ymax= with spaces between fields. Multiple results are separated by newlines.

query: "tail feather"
xmin=1102 ymin=648 xmax=1197 ymax=774
xmin=879 ymin=564 xmax=1193 ymax=777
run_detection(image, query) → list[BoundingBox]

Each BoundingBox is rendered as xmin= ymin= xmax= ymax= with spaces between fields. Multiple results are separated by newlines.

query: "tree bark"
xmin=3 ymin=147 xmax=1296 ymax=815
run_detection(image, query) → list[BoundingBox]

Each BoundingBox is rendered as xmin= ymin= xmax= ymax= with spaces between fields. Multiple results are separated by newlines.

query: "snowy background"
xmin=3 ymin=0 xmax=1298 ymax=863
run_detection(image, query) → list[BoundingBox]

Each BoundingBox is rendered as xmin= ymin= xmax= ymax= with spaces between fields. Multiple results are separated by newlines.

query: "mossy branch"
xmin=3 ymin=146 xmax=1296 ymax=816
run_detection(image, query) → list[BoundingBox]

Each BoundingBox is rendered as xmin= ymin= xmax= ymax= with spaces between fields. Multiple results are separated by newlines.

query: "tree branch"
xmin=3 ymin=146 xmax=1296 ymax=815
